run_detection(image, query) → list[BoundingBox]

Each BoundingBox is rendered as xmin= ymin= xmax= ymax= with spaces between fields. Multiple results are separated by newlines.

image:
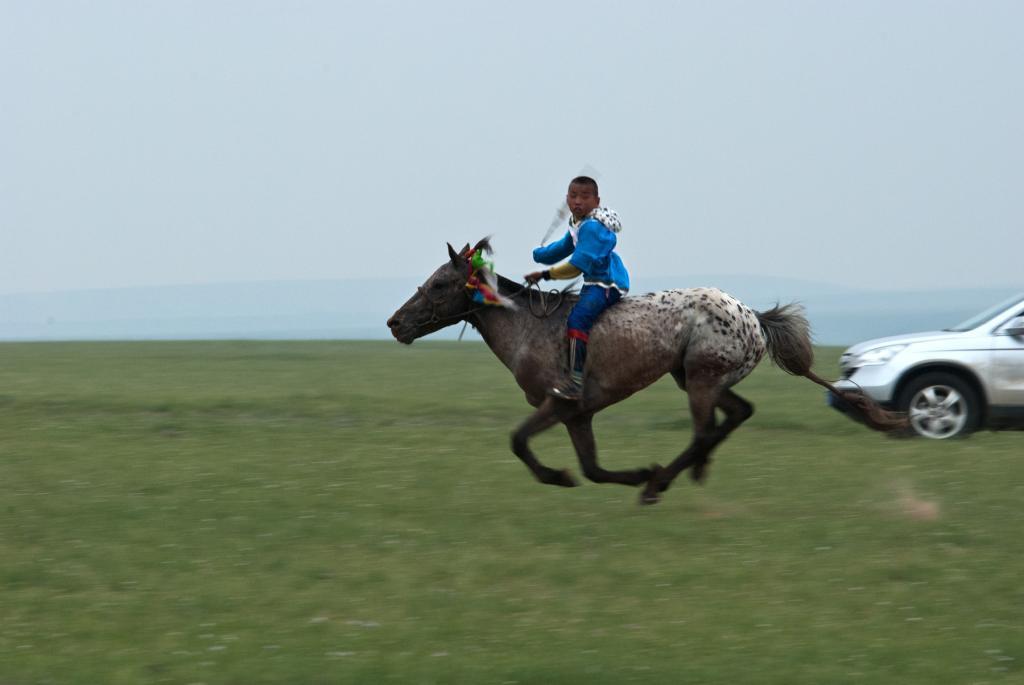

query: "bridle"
xmin=413 ymin=280 xmax=484 ymax=329
xmin=411 ymin=254 xmax=491 ymax=330
xmin=409 ymin=256 xmax=570 ymax=334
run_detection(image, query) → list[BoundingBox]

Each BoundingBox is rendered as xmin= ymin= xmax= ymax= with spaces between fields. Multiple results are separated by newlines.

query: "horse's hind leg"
xmin=640 ymin=386 xmax=755 ymax=504
xmin=640 ymin=376 xmax=722 ymax=505
xmin=690 ymin=388 xmax=754 ymax=483
xmin=511 ymin=398 xmax=578 ymax=488
xmin=565 ymin=414 xmax=652 ymax=487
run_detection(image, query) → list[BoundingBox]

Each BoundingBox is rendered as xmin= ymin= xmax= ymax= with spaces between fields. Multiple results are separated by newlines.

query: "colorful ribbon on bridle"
xmin=463 ymin=248 xmax=510 ymax=307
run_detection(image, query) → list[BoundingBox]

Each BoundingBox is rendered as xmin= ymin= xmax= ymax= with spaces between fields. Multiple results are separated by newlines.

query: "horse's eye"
xmin=431 ymin=282 xmax=445 ymax=291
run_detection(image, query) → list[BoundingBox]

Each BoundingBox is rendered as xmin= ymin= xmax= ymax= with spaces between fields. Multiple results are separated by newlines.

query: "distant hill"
xmin=1 ymin=277 xmax=1020 ymax=346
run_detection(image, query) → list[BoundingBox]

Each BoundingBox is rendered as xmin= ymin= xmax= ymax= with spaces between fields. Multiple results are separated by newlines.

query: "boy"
xmin=525 ymin=176 xmax=630 ymax=401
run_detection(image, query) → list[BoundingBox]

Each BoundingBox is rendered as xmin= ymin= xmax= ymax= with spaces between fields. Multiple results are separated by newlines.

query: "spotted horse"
xmin=387 ymin=239 xmax=908 ymax=505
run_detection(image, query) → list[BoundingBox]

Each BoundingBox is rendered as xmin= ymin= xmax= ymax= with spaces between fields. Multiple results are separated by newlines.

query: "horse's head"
xmin=386 ymin=241 xmax=479 ymax=344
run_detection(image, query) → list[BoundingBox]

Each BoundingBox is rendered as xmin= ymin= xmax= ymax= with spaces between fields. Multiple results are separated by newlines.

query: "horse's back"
xmin=604 ymin=287 xmax=760 ymax=338
xmin=590 ymin=287 xmax=767 ymax=386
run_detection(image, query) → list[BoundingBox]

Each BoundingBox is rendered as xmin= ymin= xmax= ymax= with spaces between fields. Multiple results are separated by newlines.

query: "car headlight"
xmin=853 ymin=344 xmax=907 ymax=367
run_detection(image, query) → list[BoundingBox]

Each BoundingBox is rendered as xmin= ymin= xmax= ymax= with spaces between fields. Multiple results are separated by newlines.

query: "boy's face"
xmin=566 ymin=183 xmax=600 ymax=221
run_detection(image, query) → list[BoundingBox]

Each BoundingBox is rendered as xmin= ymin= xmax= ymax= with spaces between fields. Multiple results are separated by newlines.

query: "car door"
xmin=988 ymin=307 xmax=1024 ymax=406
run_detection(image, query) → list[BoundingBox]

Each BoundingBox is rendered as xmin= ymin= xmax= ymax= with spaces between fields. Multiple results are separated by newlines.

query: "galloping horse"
xmin=387 ymin=239 xmax=906 ymax=505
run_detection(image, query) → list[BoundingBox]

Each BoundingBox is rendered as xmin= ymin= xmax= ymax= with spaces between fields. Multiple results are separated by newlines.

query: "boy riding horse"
xmin=525 ymin=176 xmax=630 ymax=401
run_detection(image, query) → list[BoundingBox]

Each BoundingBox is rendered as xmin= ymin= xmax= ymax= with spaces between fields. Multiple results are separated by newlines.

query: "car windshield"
xmin=946 ymin=293 xmax=1024 ymax=332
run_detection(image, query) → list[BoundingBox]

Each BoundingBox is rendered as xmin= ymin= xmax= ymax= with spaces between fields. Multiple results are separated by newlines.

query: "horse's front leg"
xmin=510 ymin=398 xmax=578 ymax=488
xmin=565 ymin=415 xmax=652 ymax=486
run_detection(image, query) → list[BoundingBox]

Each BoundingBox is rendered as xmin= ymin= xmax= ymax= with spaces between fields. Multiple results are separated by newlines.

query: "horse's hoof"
xmin=690 ymin=461 xmax=708 ymax=484
xmin=556 ymin=469 xmax=579 ymax=488
xmin=640 ymin=466 xmax=663 ymax=504
xmin=537 ymin=468 xmax=578 ymax=487
xmin=639 ymin=486 xmax=660 ymax=505
xmin=648 ymin=464 xmax=672 ymax=493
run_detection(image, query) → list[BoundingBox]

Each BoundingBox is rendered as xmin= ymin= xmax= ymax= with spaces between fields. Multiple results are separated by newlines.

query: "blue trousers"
xmin=567 ymin=285 xmax=622 ymax=341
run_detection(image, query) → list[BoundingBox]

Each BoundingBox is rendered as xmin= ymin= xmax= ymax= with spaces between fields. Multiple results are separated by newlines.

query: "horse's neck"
xmin=471 ymin=305 xmax=530 ymax=368
xmin=471 ymin=299 xmax=563 ymax=373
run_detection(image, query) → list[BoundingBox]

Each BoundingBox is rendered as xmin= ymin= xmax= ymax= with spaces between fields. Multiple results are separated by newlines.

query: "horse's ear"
xmin=447 ymin=242 xmax=465 ymax=266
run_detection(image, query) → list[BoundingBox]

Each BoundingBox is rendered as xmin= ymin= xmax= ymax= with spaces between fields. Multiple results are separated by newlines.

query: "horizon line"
xmin=3 ymin=276 xmax=1021 ymax=299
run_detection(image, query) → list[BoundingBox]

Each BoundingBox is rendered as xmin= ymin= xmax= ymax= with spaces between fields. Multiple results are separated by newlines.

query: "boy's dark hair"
xmin=569 ymin=176 xmax=599 ymax=195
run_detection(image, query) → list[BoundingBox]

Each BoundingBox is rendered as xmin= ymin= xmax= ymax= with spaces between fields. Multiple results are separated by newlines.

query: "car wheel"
xmin=898 ymin=372 xmax=981 ymax=439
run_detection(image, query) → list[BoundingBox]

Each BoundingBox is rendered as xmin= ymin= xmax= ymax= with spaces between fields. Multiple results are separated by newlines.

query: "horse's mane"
xmin=496 ymin=274 xmax=527 ymax=297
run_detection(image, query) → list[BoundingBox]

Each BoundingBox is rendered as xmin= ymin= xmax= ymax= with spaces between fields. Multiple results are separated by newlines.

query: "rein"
xmin=523 ymin=281 xmax=567 ymax=318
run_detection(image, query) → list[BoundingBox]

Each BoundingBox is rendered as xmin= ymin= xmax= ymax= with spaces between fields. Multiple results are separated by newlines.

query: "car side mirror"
xmin=1004 ymin=316 xmax=1024 ymax=337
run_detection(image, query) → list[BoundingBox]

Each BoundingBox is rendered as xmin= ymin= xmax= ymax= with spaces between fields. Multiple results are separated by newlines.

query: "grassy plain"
xmin=1 ymin=340 xmax=1022 ymax=684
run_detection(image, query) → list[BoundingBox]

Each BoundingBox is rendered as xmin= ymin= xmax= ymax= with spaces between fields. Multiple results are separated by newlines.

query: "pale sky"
xmin=2 ymin=0 xmax=1021 ymax=296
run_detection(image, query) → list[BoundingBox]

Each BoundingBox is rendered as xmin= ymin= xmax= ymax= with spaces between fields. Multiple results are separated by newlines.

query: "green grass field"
xmin=2 ymin=340 xmax=1022 ymax=684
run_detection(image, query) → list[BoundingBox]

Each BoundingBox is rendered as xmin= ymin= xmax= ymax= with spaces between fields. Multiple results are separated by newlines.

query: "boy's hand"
xmin=524 ymin=271 xmax=545 ymax=284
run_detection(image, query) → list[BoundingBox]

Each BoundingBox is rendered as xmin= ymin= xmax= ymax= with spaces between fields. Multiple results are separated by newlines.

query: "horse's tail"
xmin=756 ymin=304 xmax=909 ymax=434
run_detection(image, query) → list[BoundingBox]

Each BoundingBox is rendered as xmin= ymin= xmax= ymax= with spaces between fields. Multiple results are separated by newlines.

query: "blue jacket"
xmin=533 ymin=216 xmax=630 ymax=292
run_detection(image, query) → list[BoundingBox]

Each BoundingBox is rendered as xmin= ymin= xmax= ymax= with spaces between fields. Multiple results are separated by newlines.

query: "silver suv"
xmin=830 ymin=293 xmax=1024 ymax=438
